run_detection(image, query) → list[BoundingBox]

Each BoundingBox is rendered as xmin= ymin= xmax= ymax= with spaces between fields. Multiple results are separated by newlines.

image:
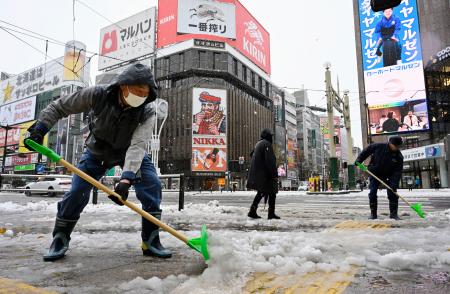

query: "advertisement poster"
xmin=99 ymin=7 xmax=157 ymax=70
xmin=157 ymin=0 xmax=271 ymax=74
xmin=358 ymin=0 xmax=429 ymax=135
xmin=177 ymin=0 xmax=236 ymax=39
xmin=0 ymin=58 xmax=64 ymax=105
xmin=191 ymin=88 xmax=227 ymax=172
xmin=0 ymin=96 xmax=36 ymax=126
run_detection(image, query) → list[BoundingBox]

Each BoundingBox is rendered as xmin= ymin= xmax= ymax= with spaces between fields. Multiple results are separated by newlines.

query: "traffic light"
xmin=371 ymin=0 xmax=401 ymax=12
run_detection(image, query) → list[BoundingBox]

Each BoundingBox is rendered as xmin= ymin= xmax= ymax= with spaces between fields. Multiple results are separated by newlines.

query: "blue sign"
xmin=358 ymin=0 xmax=430 ymax=135
xmin=35 ymin=163 xmax=45 ymax=174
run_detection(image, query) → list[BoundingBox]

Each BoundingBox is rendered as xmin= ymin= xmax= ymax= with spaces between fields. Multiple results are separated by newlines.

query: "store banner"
xmin=357 ymin=0 xmax=429 ymax=135
xmin=98 ymin=7 xmax=157 ymax=70
xmin=191 ymin=88 xmax=227 ymax=172
xmin=0 ymin=96 xmax=36 ymax=126
xmin=0 ymin=57 xmax=64 ymax=105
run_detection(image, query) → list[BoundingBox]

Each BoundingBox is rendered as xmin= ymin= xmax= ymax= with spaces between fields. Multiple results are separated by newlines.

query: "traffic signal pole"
xmin=343 ymin=91 xmax=356 ymax=190
xmin=325 ymin=66 xmax=339 ymax=191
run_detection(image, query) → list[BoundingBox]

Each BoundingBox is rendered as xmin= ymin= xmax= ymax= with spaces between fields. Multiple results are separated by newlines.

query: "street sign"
xmin=14 ymin=164 xmax=35 ymax=172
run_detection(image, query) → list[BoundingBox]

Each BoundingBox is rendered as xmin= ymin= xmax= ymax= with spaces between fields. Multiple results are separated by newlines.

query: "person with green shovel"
xmin=355 ymin=136 xmax=404 ymax=220
xmin=24 ymin=63 xmax=172 ymax=261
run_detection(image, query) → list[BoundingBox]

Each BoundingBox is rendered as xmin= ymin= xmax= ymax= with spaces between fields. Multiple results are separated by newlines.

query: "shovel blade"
xmin=187 ymin=224 xmax=210 ymax=261
xmin=411 ymin=203 xmax=425 ymax=219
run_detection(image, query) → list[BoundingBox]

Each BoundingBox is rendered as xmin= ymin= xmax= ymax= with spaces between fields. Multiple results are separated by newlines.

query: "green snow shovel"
xmin=25 ymin=139 xmax=210 ymax=260
xmin=356 ymin=162 xmax=425 ymax=218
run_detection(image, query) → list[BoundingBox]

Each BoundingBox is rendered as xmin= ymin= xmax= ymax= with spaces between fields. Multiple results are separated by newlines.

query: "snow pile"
xmin=0 ymin=201 xmax=56 ymax=213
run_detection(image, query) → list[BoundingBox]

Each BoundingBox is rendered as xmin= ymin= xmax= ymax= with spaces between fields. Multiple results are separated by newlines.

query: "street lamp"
xmin=148 ymin=98 xmax=169 ymax=174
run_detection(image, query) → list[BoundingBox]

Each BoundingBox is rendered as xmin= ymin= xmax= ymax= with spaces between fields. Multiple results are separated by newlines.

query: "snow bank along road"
xmin=0 ymin=189 xmax=449 ymax=293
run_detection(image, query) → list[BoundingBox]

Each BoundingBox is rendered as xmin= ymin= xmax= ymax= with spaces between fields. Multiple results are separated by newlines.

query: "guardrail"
xmin=0 ymin=173 xmax=186 ymax=211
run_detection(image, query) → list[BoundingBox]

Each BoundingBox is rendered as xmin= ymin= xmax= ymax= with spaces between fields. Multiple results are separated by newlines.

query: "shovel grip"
xmin=24 ymin=139 xmax=61 ymax=162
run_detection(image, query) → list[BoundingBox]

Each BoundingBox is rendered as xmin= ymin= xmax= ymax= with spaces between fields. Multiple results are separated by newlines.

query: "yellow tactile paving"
xmin=243 ymin=267 xmax=358 ymax=294
xmin=0 ymin=228 xmax=6 ymax=234
xmin=333 ymin=220 xmax=391 ymax=230
xmin=0 ymin=278 xmax=58 ymax=294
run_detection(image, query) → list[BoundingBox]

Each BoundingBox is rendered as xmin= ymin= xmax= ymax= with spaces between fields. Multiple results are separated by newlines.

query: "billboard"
xmin=63 ymin=41 xmax=87 ymax=81
xmin=191 ymin=88 xmax=227 ymax=172
xmin=177 ymin=0 xmax=236 ymax=39
xmin=98 ymin=7 xmax=157 ymax=70
xmin=0 ymin=58 xmax=64 ymax=105
xmin=358 ymin=0 xmax=429 ymax=135
xmin=0 ymin=96 xmax=36 ymax=126
xmin=157 ymin=0 xmax=271 ymax=74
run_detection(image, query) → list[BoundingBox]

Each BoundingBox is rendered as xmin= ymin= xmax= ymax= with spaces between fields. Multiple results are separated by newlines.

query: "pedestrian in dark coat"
xmin=246 ymin=128 xmax=280 ymax=219
xmin=356 ymin=136 xmax=404 ymax=220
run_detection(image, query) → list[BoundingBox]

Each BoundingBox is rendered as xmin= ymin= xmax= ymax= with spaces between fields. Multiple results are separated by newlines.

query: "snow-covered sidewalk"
xmin=0 ymin=190 xmax=449 ymax=293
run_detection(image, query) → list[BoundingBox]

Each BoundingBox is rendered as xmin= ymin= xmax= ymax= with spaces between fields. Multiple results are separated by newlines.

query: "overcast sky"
xmin=0 ymin=0 xmax=362 ymax=148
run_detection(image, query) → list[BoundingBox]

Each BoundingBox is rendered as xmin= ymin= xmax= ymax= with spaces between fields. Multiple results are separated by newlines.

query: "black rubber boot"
xmin=43 ymin=217 xmax=77 ymax=262
xmin=368 ymin=201 xmax=377 ymax=220
xmin=389 ymin=201 xmax=401 ymax=220
xmin=248 ymin=205 xmax=261 ymax=219
xmin=142 ymin=211 xmax=172 ymax=258
xmin=268 ymin=194 xmax=280 ymax=219
xmin=248 ymin=192 xmax=263 ymax=219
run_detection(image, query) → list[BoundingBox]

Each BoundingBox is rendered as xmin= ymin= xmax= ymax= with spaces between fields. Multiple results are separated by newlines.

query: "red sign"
xmin=157 ymin=0 xmax=271 ymax=74
xmin=234 ymin=0 xmax=270 ymax=74
xmin=12 ymin=154 xmax=32 ymax=165
xmin=0 ymin=127 xmax=21 ymax=147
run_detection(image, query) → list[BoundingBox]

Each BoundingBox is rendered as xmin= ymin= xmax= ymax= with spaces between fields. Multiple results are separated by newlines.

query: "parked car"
xmin=297 ymin=181 xmax=309 ymax=191
xmin=24 ymin=177 xmax=71 ymax=197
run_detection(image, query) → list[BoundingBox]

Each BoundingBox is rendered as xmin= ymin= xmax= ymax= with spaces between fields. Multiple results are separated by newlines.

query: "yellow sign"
xmin=2 ymin=82 xmax=13 ymax=102
xmin=218 ymin=178 xmax=225 ymax=186
xmin=18 ymin=121 xmax=49 ymax=153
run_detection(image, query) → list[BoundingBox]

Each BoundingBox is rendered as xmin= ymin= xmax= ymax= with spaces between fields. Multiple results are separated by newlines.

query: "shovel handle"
xmin=364 ymin=168 xmax=412 ymax=207
xmin=59 ymin=159 xmax=189 ymax=243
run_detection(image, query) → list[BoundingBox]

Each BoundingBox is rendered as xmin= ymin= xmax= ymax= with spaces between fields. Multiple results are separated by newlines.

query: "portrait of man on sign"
xmin=192 ymin=91 xmax=226 ymax=135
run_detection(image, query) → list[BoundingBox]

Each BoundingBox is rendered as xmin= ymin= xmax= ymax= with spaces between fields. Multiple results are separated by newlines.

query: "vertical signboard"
xmin=98 ymin=7 xmax=157 ymax=70
xmin=358 ymin=0 xmax=429 ymax=135
xmin=191 ymin=88 xmax=227 ymax=172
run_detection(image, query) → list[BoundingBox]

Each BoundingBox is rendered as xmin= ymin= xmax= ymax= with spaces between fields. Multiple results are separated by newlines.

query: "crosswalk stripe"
xmin=0 ymin=277 xmax=57 ymax=294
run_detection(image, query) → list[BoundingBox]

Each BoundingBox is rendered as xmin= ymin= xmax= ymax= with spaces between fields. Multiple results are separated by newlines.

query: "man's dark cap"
xmin=389 ymin=136 xmax=403 ymax=146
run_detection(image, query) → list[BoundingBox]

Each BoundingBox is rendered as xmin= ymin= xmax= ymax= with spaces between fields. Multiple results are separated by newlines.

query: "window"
xmin=213 ymin=52 xmax=220 ymax=70
xmin=242 ymin=65 xmax=247 ymax=82
xmin=251 ymin=72 xmax=255 ymax=88
xmin=233 ymin=58 xmax=238 ymax=75
xmin=179 ymin=52 xmax=185 ymax=71
xmin=258 ymin=77 xmax=263 ymax=92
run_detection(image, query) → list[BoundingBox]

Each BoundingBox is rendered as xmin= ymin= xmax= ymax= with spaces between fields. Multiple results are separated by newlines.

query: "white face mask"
xmin=123 ymin=86 xmax=146 ymax=107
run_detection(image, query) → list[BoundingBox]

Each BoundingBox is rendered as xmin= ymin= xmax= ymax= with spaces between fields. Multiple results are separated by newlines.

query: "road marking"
xmin=244 ymin=267 xmax=358 ymax=294
xmin=333 ymin=220 xmax=391 ymax=230
xmin=0 ymin=277 xmax=57 ymax=294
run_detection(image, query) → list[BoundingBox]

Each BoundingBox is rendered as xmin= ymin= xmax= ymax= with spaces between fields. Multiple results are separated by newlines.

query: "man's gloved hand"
xmin=24 ymin=121 xmax=48 ymax=151
xmin=108 ymin=181 xmax=131 ymax=206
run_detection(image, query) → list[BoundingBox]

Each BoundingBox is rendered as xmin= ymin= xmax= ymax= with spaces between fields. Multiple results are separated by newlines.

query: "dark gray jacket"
xmin=246 ymin=129 xmax=278 ymax=194
xmin=38 ymin=64 xmax=158 ymax=178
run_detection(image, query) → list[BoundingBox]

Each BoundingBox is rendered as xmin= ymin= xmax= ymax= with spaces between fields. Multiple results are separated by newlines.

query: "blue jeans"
xmin=368 ymin=176 xmax=398 ymax=204
xmin=57 ymin=150 xmax=162 ymax=220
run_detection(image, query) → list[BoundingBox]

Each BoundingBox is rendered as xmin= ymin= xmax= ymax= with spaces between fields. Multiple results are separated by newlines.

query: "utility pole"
xmin=343 ymin=90 xmax=356 ymax=190
xmin=325 ymin=64 xmax=339 ymax=190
